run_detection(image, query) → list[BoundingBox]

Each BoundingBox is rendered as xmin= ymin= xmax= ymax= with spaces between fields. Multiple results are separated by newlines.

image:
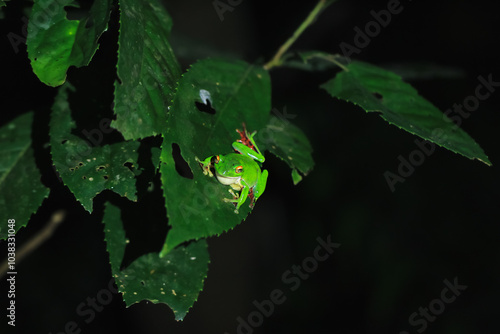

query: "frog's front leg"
xmin=195 ymin=156 xmax=215 ymax=177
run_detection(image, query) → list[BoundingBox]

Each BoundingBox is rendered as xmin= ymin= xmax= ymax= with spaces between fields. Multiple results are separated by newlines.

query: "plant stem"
xmin=263 ymin=0 xmax=336 ymax=70
xmin=0 ymin=210 xmax=65 ymax=278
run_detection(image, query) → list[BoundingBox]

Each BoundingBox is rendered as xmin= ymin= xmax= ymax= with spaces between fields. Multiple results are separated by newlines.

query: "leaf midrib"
xmin=0 ymin=141 xmax=31 ymax=187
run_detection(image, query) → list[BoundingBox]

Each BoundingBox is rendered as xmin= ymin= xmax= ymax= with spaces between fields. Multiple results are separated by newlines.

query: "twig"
xmin=0 ymin=210 xmax=66 ymax=278
xmin=263 ymin=0 xmax=338 ymax=70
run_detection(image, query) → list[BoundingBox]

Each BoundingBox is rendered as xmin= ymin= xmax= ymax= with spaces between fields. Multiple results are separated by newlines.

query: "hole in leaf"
xmin=96 ymin=166 xmax=106 ymax=171
xmin=123 ymin=162 xmax=134 ymax=172
xmin=195 ymin=100 xmax=216 ymax=115
xmin=141 ymin=281 xmax=145 ymax=286
xmin=372 ymin=92 xmax=383 ymax=100
xmin=103 ymin=175 xmax=109 ymax=180
xmin=82 ymin=176 xmax=86 ymax=180
xmin=64 ymin=2 xmax=91 ymax=21
xmin=78 ymin=162 xmax=84 ymax=166
xmin=172 ymin=143 xmax=193 ymax=179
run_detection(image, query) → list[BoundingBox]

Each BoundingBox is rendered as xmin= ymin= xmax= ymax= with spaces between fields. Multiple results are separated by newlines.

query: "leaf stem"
xmin=263 ymin=0 xmax=336 ymax=70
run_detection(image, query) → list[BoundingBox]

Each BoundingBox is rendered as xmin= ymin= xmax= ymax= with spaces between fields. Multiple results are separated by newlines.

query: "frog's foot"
xmin=227 ymin=188 xmax=239 ymax=199
xmin=223 ymin=197 xmax=239 ymax=214
xmin=224 ymin=189 xmax=240 ymax=213
xmin=195 ymin=156 xmax=213 ymax=177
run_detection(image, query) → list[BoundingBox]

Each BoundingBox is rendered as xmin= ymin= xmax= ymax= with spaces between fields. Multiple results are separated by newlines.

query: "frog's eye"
xmin=214 ymin=155 xmax=220 ymax=163
xmin=235 ymin=165 xmax=243 ymax=173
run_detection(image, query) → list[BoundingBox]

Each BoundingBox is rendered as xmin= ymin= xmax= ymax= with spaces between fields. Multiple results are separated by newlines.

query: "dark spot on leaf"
xmin=96 ymin=165 xmax=106 ymax=171
xmin=82 ymin=176 xmax=86 ymax=180
xmin=195 ymin=100 xmax=216 ymax=115
xmin=373 ymin=92 xmax=383 ymax=100
xmin=141 ymin=281 xmax=145 ymax=286
xmin=78 ymin=162 xmax=84 ymax=166
xmin=103 ymin=175 xmax=109 ymax=180
xmin=61 ymin=139 xmax=68 ymax=144
xmin=172 ymin=143 xmax=193 ymax=179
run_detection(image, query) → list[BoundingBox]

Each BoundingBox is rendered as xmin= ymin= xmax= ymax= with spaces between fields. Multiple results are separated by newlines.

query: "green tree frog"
xmin=195 ymin=127 xmax=268 ymax=214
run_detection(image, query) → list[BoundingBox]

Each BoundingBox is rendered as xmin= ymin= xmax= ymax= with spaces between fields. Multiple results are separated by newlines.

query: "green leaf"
xmin=50 ymin=83 xmax=140 ymax=212
xmin=103 ymin=202 xmax=209 ymax=321
xmin=0 ymin=112 xmax=50 ymax=240
xmin=380 ymin=62 xmax=466 ymax=81
xmin=27 ymin=0 xmax=113 ymax=87
xmin=0 ymin=0 xmax=9 ymax=13
xmin=151 ymin=146 xmax=162 ymax=172
xmin=291 ymin=168 xmax=303 ymax=185
xmin=321 ymin=61 xmax=491 ymax=165
xmin=160 ymin=58 xmax=271 ymax=255
xmin=264 ymin=114 xmax=314 ymax=184
xmin=112 ymin=0 xmax=181 ymax=140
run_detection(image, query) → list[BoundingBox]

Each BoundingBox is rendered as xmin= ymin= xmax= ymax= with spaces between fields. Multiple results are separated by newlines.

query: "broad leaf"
xmin=112 ymin=0 xmax=181 ymax=140
xmin=160 ymin=58 xmax=271 ymax=255
xmin=321 ymin=61 xmax=491 ymax=165
xmin=27 ymin=0 xmax=112 ymax=87
xmin=264 ymin=115 xmax=314 ymax=184
xmin=380 ymin=62 xmax=466 ymax=81
xmin=50 ymin=83 xmax=140 ymax=212
xmin=0 ymin=112 xmax=50 ymax=240
xmin=103 ymin=202 xmax=209 ymax=321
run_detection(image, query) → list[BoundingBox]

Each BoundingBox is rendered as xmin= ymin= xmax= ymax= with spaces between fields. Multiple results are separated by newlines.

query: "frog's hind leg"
xmin=224 ymin=186 xmax=249 ymax=214
xmin=252 ymin=169 xmax=268 ymax=204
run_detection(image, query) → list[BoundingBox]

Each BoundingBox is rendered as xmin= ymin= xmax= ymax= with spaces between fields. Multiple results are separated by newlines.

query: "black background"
xmin=1 ymin=0 xmax=499 ymax=333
